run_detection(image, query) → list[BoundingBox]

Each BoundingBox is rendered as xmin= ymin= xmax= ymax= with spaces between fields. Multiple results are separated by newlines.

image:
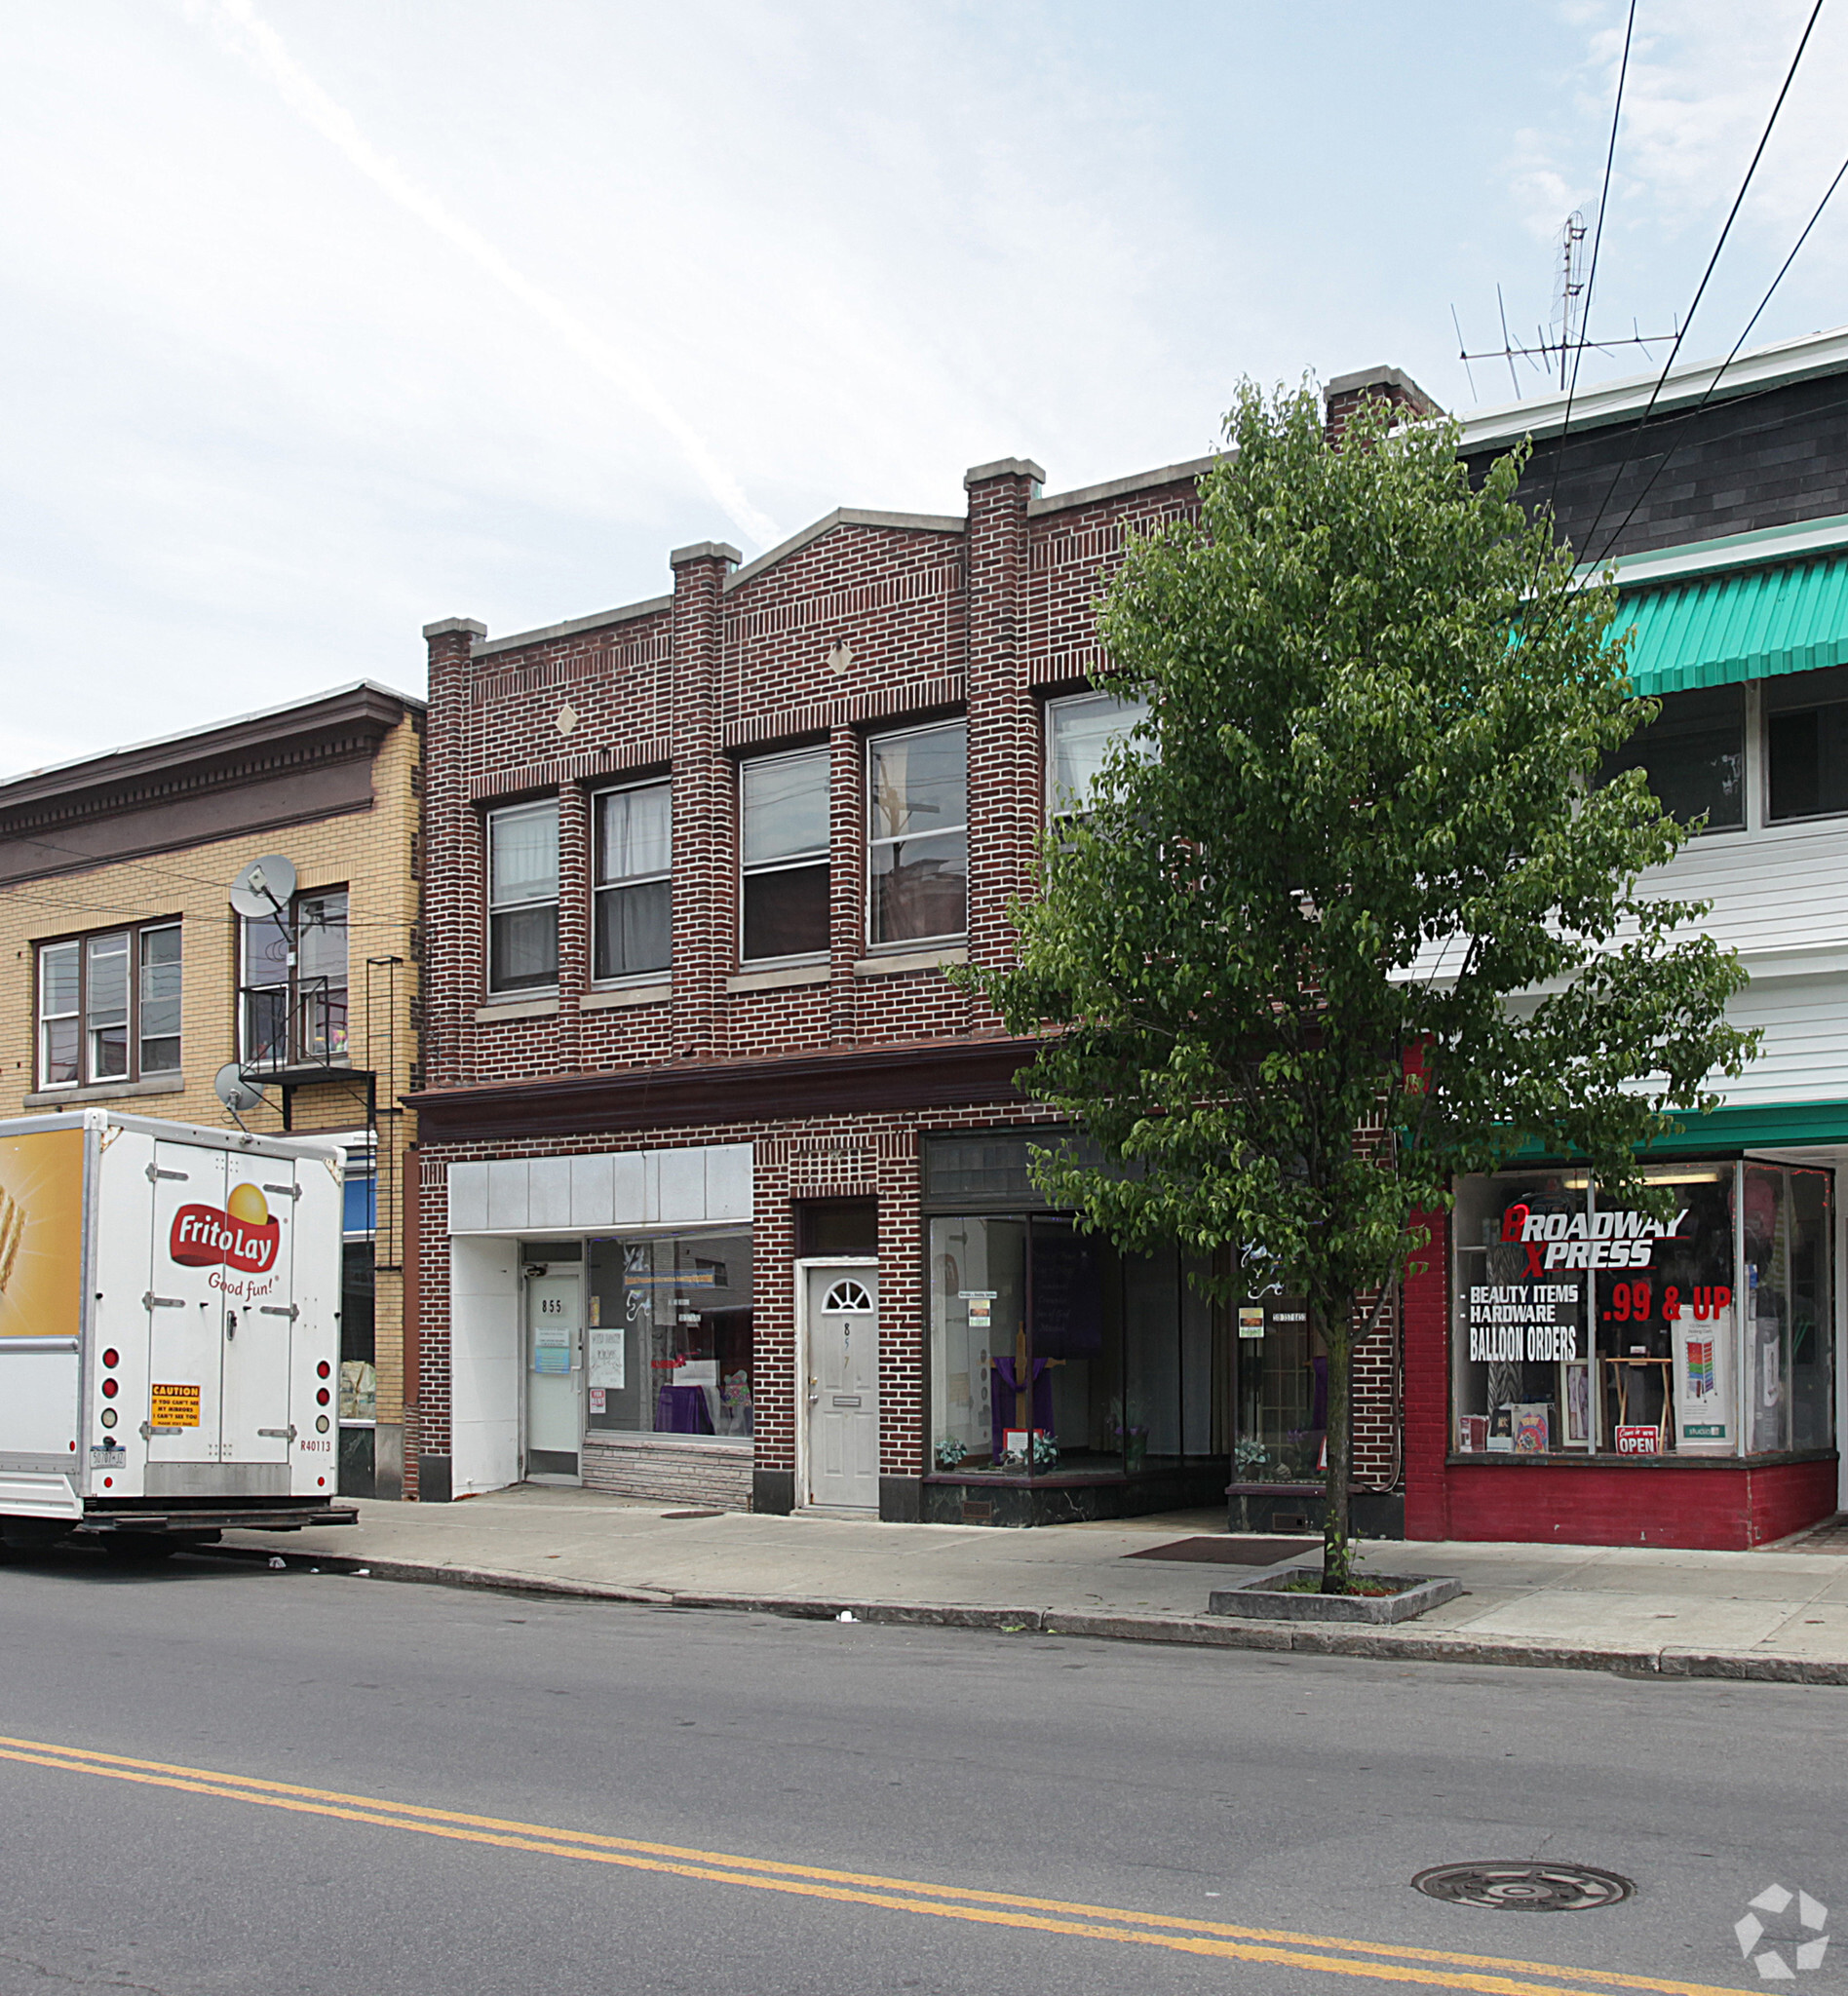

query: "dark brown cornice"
xmin=408 ymin=1037 xmax=1042 ymax=1141
xmin=0 ymin=683 xmax=418 ymax=825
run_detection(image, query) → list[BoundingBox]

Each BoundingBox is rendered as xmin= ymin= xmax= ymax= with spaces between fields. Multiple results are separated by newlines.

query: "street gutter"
xmin=194 ymin=1544 xmax=1848 ymax=1686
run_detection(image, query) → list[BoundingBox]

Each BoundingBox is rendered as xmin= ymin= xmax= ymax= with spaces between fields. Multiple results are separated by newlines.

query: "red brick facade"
xmin=408 ymin=439 xmax=1411 ymax=1523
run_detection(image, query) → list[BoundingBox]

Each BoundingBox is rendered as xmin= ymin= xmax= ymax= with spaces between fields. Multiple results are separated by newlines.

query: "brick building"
xmin=409 ymin=370 xmax=1433 ymax=1524
xmin=0 ymin=683 xmax=424 ymax=1499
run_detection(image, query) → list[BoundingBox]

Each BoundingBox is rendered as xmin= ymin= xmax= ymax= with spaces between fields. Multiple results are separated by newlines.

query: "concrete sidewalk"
xmin=222 ymin=1486 xmax=1848 ymax=1685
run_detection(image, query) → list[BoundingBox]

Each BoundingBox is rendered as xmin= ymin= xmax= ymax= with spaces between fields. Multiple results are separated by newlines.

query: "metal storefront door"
xmin=525 ymin=1271 xmax=583 ymax=1480
xmin=143 ymin=1141 xmax=228 ymax=1472
xmin=806 ymin=1265 xmax=879 ymax=1509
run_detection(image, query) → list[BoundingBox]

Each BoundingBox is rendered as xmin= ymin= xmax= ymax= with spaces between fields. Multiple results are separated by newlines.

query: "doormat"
xmin=1125 ymin=1535 xmax=1319 ymax=1565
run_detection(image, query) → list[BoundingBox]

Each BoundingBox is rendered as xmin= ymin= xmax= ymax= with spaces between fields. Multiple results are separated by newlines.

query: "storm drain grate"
xmin=1412 ymin=1863 xmax=1635 ymax=1912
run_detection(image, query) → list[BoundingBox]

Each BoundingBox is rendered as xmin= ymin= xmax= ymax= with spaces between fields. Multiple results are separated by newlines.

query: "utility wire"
xmin=1544 ymin=0 xmax=1637 ymax=525
xmin=1585 ymin=142 xmax=1848 ymax=570
xmin=1572 ymin=0 xmax=1827 ymax=566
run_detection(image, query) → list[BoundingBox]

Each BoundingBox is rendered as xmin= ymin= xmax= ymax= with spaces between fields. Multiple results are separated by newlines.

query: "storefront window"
xmin=584 ymin=1230 xmax=753 ymax=1439
xmin=928 ymin=1212 xmax=1216 ymax=1476
xmin=1451 ymin=1163 xmax=1832 ymax=1458
xmin=1233 ymin=1292 xmax=1326 ymax=1482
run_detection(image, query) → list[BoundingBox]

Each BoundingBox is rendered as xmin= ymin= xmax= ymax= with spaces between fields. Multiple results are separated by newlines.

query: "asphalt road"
xmin=0 ymin=1544 xmax=1841 ymax=1996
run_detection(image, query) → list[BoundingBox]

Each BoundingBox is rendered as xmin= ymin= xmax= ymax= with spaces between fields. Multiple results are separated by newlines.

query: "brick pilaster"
xmin=962 ymin=457 xmax=1044 ymax=1008
xmin=668 ymin=542 xmax=739 ymax=1064
xmin=557 ymin=778 xmax=590 ymax=1071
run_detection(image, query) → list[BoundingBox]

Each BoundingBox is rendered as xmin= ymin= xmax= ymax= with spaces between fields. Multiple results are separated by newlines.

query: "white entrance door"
xmin=805 ymin=1264 xmax=878 ymax=1509
xmin=525 ymin=1270 xmax=582 ymax=1480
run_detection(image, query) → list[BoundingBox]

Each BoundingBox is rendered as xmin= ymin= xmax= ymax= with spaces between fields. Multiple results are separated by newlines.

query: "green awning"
xmin=1515 ymin=1100 xmax=1848 ymax=1162
xmin=1616 ymin=552 xmax=1848 ymax=696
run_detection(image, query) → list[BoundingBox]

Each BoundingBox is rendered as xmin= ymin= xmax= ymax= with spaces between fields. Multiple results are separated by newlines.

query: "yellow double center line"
xmin=0 ymin=1733 xmax=1748 ymax=1996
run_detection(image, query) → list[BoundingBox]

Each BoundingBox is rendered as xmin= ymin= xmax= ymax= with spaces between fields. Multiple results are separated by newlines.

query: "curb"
xmin=203 ymin=1544 xmax=1848 ymax=1685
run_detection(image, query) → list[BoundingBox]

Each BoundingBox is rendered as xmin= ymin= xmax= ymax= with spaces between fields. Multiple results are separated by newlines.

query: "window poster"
xmin=588 ymin=1326 xmax=626 ymax=1390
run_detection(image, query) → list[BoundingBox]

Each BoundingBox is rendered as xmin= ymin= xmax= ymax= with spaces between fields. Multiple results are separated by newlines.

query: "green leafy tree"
xmin=967 ymin=382 xmax=1755 ymax=1591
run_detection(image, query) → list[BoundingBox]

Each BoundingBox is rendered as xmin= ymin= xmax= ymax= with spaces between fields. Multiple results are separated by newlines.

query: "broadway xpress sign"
xmin=170 ymin=1183 xmax=281 ymax=1275
xmin=1503 ymin=1200 xmax=1688 ymax=1273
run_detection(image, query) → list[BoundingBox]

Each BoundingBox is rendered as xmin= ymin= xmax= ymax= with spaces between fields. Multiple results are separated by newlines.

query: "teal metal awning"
xmin=1615 ymin=552 xmax=1848 ymax=696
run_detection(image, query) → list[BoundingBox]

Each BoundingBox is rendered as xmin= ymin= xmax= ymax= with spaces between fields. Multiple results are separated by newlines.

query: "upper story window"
xmin=242 ymin=890 xmax=348 ymax=1070
xmin=594 ymin=781 xmax=672 ymax=981
xmin=1768 ymin=666 xmax=1848 ymax=823
xmin=487 ymin=800 xmax=559 ymax=996
xmin=868 ymin=720 xmax=967 ymax=945
xmin=1598 ymin=685 xmax=1745 ymax=833
xmin=741 ymin=748 xmax=830 ymax=962
xmin=1046 ymin=690 xmax=1149 ymax=817
xmin=37 ymin=921 xmax=182 ymax=1091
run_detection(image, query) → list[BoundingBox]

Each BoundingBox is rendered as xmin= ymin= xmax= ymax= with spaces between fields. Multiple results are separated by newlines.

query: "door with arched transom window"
xmin=803 ymin=1262 xmax=879 ymax=1509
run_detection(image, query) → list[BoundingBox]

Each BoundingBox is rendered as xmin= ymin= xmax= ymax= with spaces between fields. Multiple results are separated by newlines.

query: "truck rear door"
xmin=143 ymin=1140 xmax=227 ymax=1470
xmin=218 ymin=1156 xmax=298 ymax=1466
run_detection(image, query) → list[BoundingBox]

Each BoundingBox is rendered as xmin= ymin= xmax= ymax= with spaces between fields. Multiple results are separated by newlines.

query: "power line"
xmin=1573 ymin=0 xmax=1827 ymax=565
xmin=1545 ymin=0 xmax=1637 ymax=525
xmin=1584 ymin=142 xmax=1848 ymax=569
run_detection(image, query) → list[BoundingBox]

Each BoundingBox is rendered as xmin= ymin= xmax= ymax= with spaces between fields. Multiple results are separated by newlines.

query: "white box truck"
xmin=0 ymin=1109 xmax=357 ymax=1555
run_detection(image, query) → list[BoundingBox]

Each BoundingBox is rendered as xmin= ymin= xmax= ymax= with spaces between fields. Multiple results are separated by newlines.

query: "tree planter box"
xmin=1209 ymin=1568 xmax=1464 ymax=1625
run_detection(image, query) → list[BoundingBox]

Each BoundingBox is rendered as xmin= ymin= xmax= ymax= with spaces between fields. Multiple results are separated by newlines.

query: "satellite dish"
xmin=214 ymin=1062 xmax=267 ymax=1116
xmin=228 ymin=854 xmax=297 ymax=920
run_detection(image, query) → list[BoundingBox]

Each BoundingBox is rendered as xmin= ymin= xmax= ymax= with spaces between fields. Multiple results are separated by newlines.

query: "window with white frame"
xmin=37 ymin=921 xmax=182 ymax=1091
xmin=740 ymin=748 xmax=830 ymax=961
xmin=241 ymin=890 xmax=348 ymax=1070
xmin=594 ymin=781 xmax=672 ymax=980
xmin=487 ymin=800 xmax=560 ymax=995
xmin=1046 ymin=689 xmax=1149 ymax=818
xmin=867 ymin=720 xmax=967 ymax=945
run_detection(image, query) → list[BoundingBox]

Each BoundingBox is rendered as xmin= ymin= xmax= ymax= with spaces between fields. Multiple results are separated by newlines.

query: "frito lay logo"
xmin=170 ymin=1183 xmax=280 ymax=1273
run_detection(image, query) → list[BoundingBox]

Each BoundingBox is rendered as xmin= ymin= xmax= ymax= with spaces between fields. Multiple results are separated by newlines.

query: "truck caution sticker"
xmin=170 ymin=1183 xmax=280 ymax=1274
xmin=150 ymin=1383 xmax=202 ymax=1429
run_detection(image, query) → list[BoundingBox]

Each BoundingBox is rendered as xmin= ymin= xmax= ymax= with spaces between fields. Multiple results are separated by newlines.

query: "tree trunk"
xmin=1319 ymin=1292 xmax=1355 ymax=1593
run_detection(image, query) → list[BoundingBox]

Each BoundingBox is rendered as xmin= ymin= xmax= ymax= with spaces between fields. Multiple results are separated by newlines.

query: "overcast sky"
xmin=5 ymin=0 xmax=1846 ymax=777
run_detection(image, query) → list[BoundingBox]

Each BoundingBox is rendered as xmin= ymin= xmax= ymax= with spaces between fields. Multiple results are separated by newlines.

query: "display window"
xmin=585 ymin=1230 xmax=753 ymax=1439
xmin=1451 ymin=1163 xmax=1833 ymax=1459
xmin=927 ymin=1212 xmax=1216 ymax=1476
xmin=1232 ymin=1292 xmax=1327 ymax=1484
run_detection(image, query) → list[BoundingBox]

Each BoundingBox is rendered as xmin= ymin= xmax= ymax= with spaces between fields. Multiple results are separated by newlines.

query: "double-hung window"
xmin=1598 ymin=686 xmax=1745 ymax=832
xmin=487 ymin=800 xmax=560 ymax=995
xmin=241 ymin=891 xmax=349 ymax=1069
xmin=1767 ymin=665 xmax=1848 ymax=823
xmin=594 ymin=781 xmax=672 ymax=980
xmin=1046 ymin=689 xmax=1149 ymax=818
xmin=36 ymin=921 xmax=182 ymax=1091
xmin=741 ymin=748 xmax=830 ymax=961
xmin=867 ymin=720 xmax=967 ymax=945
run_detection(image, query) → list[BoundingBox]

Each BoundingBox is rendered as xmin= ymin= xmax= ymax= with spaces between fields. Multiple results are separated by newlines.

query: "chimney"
xmin=1323 ymin=365 xmax=1442 ymax=448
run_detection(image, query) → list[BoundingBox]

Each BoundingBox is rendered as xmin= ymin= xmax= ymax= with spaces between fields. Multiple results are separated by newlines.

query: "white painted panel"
xmin=570 ymin=1153 xmax=615 ymax=1229
xmin=1713 ymin=972 xmax=1848 ymax=1105
xmin=705 ymin=1144 xmax=754 ymax=1221
xmin=527 ymin=1157 xmax=573 ymax=1230
xmin=657 ymin=1147 xmax=707 ymax=1225
xmin=641 ymin=1151 xmax=661 ymax=1224
xmin=447 ymin=1163 xmax=489 ymax=1233
xmin=609 ymin=1150 xmax=646 ymax=1225
xmin=450 ymin=1237 xmax=520 ymax=1495
xmin=485 ymin=1159 xmax=529 ymax=1232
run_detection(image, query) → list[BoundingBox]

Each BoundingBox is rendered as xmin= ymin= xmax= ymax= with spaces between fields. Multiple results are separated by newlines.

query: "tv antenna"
xmin=1452 ymin=214 xmax=1678 ymax=400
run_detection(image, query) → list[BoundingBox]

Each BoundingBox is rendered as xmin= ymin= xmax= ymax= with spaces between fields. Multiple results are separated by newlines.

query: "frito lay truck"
xmin=0 ymin=1110 xmax=356 ymax=1552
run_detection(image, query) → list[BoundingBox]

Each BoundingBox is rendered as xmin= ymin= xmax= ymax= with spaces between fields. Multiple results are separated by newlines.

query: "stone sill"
xmin=581 ymin=982 xmax=671 ymax=1011
xmin=853 ymin=944 xmax=968 ymax=978
xmin=475 ymin=996 xmax=559 ymax=1022
xmin=726 ymin=962 xmax=828 ymax=993
xmin=23 ymin=1074 xmax=185 ymax=1108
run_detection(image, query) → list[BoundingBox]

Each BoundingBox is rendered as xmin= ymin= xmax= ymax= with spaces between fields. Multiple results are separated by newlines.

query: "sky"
xmin=4 ymin=0 xmax=1847 ymax=778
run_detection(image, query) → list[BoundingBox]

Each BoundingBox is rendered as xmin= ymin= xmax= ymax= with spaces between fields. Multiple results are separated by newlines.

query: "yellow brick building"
xmin=0 ymin=683 xmax=423 ymax=1497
